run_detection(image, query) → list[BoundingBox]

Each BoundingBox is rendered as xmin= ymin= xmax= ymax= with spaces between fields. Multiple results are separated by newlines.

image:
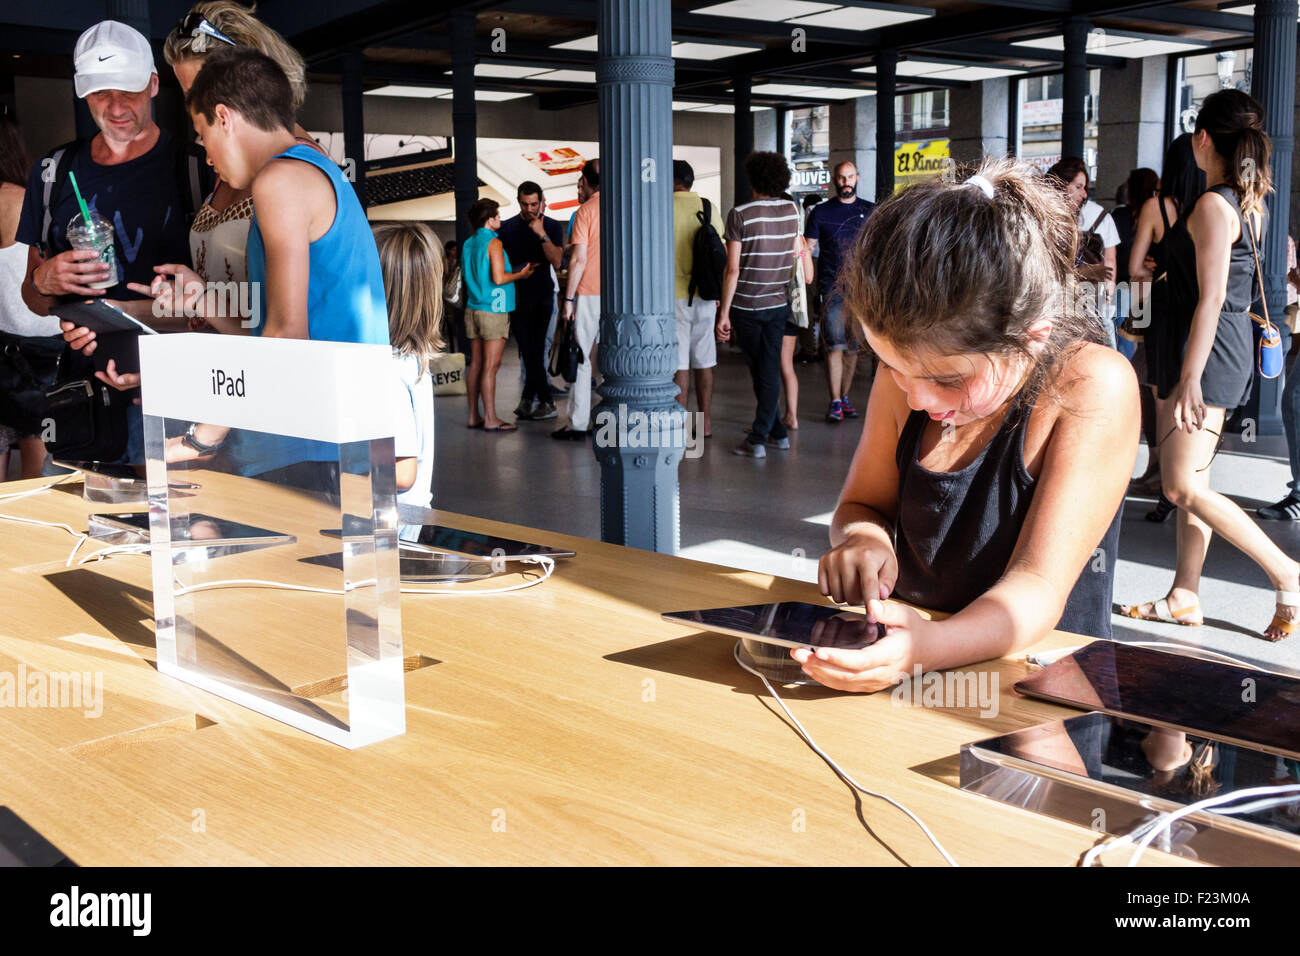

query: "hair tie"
xmin=964 ymin=175 xmax=995 ymax=199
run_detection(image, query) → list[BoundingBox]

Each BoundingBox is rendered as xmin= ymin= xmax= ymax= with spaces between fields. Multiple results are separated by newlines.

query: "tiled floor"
xmin=434 ymin=340 xmax=1300 ymax=676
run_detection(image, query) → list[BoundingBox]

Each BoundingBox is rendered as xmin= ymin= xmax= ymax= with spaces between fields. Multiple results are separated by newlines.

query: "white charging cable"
xmin=1080 ymin=782 xmax=1300 ymax=867
xmin=170 ymin=554 xmax=554 ymax=597
xmin=734 ymin=642 xmax=958 ymax=867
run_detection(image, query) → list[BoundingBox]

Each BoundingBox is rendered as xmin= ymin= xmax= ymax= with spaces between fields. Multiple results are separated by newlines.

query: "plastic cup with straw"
xmin=65 ymin=171 xmax=118 ymax=291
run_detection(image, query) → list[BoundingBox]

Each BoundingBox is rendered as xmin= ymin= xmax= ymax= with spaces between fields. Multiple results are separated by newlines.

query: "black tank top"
xmin=892 ymin=392 xmax=1121 ymax=640
xmin=1164 ymin=185 xmax=1258 ymax=317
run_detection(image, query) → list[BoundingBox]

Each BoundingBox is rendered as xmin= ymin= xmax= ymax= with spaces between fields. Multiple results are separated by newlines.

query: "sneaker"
xmin=840 ymin=395 xmax=859 ymax=418
xmin=734 ymin=439 xmax=766 ymax=458
xmin=532 ymin=401 xmax=558 ymax=421
xmin=552 ymin=426 xmax=588 ymax=441
xmin=514 ymin=400 xmax=534 ymax=421
xmin=551 ymin=384 xmax=570 ymax=398
xmin=1259 ymin=494 xmax=1300 ymax=520
xmin=764 ymin=435 xmax=791 ymax=450
xmin=825 ymin=399 xmax=844 ymax=424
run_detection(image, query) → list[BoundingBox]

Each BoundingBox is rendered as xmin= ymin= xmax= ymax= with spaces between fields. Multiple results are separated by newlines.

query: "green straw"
xmin=67 ymin=171 xmax=92 ymax=227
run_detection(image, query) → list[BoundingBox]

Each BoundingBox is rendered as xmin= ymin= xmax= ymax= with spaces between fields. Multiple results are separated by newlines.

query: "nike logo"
xmin=98 ymin=55 xmax=113 ymax=61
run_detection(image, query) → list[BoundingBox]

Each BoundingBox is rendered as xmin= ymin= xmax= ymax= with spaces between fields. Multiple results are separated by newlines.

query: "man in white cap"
xmin=15 ymin=20 xmax=211 ymax=461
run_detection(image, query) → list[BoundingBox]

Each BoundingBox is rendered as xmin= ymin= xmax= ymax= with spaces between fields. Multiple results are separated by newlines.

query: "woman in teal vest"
xmin=461 ymin=198 xmax=535 ymax=431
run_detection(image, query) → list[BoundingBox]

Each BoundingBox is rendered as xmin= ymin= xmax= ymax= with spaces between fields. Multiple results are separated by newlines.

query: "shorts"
xmin=674 ymin=298 xmax=718 ymax=370
xmin=783 ymin=321 xmax=799 ymax=337
xmin=465 ymin=308 xmax=511 ymax=341
xmin=820 ymin=293 xmax=858 ymax=353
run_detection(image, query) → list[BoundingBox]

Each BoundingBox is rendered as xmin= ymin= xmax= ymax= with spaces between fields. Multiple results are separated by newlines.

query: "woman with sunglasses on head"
xmin=1119 ymin=90 xmax=1295 ymax=640
xmin=62 ymin=1 xmax=325 ymax=366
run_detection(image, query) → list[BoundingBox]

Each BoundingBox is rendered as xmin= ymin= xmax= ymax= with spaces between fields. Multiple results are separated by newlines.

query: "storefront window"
xmin=1015 ymin=69 xmax=1100 ymax=178
xmin=1172 ymin=48 xmax=1252 ymax=136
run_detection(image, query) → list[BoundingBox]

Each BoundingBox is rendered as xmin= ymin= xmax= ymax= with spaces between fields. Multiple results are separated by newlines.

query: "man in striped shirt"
xmin=717 ymin=151 xmax=802 ymax=458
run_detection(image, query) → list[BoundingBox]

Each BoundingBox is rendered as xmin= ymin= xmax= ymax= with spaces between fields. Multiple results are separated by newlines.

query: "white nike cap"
xmin=73 ymin=20 xmax=157 ymax=98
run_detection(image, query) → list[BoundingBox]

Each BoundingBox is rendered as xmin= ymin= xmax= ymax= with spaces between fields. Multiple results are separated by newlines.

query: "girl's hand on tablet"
xmin=791 ymin=601 xmax=926 ymax=693
xmin=818 ymin=532 xmax=897 ymax=614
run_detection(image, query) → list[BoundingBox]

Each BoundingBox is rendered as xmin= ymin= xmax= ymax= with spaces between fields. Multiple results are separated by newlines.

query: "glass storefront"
xmin=1171 ymin=48 xmax=1253 ymax=137
xmin=1015 ymin=69 xmax=1101 ymax=177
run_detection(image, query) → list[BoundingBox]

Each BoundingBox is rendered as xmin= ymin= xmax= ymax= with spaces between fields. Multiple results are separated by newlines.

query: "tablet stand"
xmin=139 ymin=335 xmax=406 ymax=749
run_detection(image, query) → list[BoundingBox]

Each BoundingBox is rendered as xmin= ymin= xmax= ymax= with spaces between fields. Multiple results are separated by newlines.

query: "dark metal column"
xmin=1245 ymin=0 xmax=1298 ymax=434
xmin=875 ymin=49 xmax=896 ymax=201
xmin=1061 ymin=16 xmax=1089 ymax=161
xmin=734 ymin=72 xmax=753 ymax=204
xmin=452 ymin=11 xmax=478 ymax=248
xmin=593 ymin=0 xmax=682 ymax=552
xmin=341 ymin=48 xmax=367 ymax=208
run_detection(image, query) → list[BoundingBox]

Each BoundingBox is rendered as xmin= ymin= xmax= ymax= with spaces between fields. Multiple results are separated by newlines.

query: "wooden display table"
xmin=0 ymin=472 xmax=1185 ymax=866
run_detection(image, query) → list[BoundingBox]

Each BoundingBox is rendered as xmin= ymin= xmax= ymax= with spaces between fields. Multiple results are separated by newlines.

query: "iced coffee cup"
xmin=66 ymin=211 xmax=118 ymax=291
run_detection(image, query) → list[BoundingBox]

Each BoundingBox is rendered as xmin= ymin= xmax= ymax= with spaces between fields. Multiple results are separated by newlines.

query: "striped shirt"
xmin=725 ymin=197 xmax=800 ymax=311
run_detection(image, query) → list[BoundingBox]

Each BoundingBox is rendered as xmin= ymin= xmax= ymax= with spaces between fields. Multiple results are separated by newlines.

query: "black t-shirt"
xmin=15 ymin=128 xmax=212 ymax=373
xmin=16 ymin=127 xmax=209 ymax=303
xmin=497 ymin=213 xmax=563 ymax=304
xmin=804 ymin=196 xmax=875 ymax=295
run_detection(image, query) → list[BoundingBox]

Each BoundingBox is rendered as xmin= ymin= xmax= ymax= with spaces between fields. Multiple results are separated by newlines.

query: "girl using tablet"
xmin=800 ymin=158 xmax=1138 ymax=692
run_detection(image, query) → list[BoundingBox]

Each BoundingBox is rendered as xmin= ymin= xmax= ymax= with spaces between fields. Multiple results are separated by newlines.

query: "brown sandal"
xmin=1265 ymin=590 xmax=1300 ymax=642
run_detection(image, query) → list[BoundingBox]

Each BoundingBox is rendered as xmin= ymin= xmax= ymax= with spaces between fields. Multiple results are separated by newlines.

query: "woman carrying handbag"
xmin=1120 ymin=89 xmax=1298 ymax=641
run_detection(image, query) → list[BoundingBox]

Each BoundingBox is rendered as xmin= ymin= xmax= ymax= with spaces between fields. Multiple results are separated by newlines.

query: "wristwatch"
xmin=182 ymin=423 xmax=223 ymax=455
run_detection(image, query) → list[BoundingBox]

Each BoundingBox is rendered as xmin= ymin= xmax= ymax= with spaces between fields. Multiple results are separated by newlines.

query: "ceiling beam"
xmin=1116 ymin=6 xmax=1255 ymax=32
xmin=928 ymin=37 xmax=1128 ymax=67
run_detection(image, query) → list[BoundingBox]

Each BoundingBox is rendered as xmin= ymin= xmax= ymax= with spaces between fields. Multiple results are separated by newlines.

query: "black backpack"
xmin=688 ymin=197 xmax=727 ymax=305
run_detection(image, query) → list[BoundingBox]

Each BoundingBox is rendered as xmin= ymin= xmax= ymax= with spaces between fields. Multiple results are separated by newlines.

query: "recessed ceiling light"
xmin=671 ymin=40 xmax=764 ymax=59
xmin=530 ymin=69 xmax=598 ymax=84
xmin=693 ymin=0 xmax=839 ymax=19
xmin=433 ymin=90 xmax=532 ymax=101
xmin=474 ymin=64 xmax=550 ymax=79
xmin=937 ymin=65 xmax=1023 ymax=80
xmin=785 ymin=6 xmax=932 ymax=30
xmin=752 ymin=82 xmax=871 ymax=99
xmin=1013 ymin=33 xmax=1203 ymax=57
xmin=551 ymin=34 xmax=599 ymax=51
xmin=364 ymin=85 xmax=452 ymax=98
xmin=688 ymin=103 xmax=773 ymax=113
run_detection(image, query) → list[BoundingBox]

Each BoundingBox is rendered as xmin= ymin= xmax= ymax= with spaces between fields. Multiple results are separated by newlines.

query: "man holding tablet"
xmin=16 ymin=20 xmax=211 ymax=460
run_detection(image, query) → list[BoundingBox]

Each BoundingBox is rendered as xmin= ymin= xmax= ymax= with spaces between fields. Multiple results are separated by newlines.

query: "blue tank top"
xmin=462 ymin=226 xmax=515 ymax=313
xmin=245 ymin=144 xmax=389 ymax=344
xmin=230 ymin=144 xmax=391 ymax=478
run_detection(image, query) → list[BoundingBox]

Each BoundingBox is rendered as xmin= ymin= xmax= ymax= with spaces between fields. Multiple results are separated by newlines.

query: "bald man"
xmin=803 ymin=161 xmax=875 ymax=423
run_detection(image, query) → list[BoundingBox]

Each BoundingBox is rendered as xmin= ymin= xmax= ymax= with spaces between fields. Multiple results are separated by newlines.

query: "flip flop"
xmin=466 ymin=421 xmax=484 ymax=429
xmin=482 ymin=423 xmax=517 ymax=433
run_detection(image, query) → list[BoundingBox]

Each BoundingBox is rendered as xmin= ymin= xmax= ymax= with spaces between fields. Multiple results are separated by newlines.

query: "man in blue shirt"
xmin=498 ymin=181 xmax=564 ymax=420
xmin=803 ymin=161 xmax=874 ymax=423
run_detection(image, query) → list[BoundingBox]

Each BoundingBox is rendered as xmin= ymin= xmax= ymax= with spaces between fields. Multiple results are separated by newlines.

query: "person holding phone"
xmin=802 ymin=158 xmax=1136 ymax=692
xmin=498 ymin=182 xmax=563 ymax=421
xmin=462 ymin=198 xmax=535 ymax=432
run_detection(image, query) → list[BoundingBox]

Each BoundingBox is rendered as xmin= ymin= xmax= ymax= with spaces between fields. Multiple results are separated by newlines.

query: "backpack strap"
xmin=1085 ymin=206 xmax=1107 ymax=239
xmin=174 ymin=140 xmax=205 ymax=222
xmin=39 ymin=138 xmax=83 ymax=258
xmin=697 ymin=196 xmax=710 ymax=227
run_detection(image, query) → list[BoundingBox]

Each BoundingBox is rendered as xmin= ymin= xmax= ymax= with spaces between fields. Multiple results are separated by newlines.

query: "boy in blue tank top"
xmin=132 ymin=47 xmax=391 ymax=474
